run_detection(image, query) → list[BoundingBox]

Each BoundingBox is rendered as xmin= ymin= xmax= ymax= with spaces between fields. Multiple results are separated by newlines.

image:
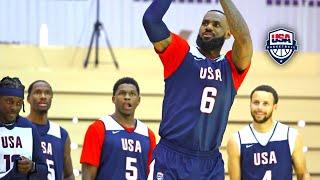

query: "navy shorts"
xmin=149 ymin=139 xmax=224 ymax=180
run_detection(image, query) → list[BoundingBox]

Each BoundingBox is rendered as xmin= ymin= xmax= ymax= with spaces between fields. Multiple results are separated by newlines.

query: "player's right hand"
xmin=17 ymin=156 xmax=33 ymax=174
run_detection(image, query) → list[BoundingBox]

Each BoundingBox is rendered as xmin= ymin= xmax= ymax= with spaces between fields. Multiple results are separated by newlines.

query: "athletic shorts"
xmin=148 ymin=139 xmax=224 ymax=180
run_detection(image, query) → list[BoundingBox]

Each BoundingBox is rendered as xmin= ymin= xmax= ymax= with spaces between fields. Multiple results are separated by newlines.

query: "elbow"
xmin=142 ymin=13 xmax=152 ymax=29
xmin=142 ymin=13 xmax=155 ymax=39
xmin=142 ymin=11 xmax=150 ymax=24
xmin=142 ymin=4 xmax=158 ymax=28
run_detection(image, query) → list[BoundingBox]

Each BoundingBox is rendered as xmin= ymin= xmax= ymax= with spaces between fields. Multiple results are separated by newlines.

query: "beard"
xmin=196 ymin=34 xmax=225 ymax=52
xmin=251 ymin=111 xmax=273 ymax=124
xmin=37 ymin=109 xmax=49 ymax=114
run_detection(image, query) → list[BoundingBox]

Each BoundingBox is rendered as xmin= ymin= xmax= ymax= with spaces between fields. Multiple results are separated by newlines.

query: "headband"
xmin=0 ymin=87 xmax=24 ymax=98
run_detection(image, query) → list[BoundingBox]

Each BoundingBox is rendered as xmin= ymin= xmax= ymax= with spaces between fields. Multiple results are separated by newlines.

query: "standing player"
xmin=227 ymin=85 xmax=311 ymax=180
xmin=0 ymin=76 xmax=48 ymax=179
xmin=80 ymin=77 xmax=156 ymax=180
xmin=143 ymin=0 xmax=252 ymax=179
xmin=26 ymin=80 xmax=75 ymax=180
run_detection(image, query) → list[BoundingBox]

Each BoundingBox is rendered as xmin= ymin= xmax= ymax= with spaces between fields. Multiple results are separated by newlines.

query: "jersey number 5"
xmin=200 ymin=87 xmax=217 ymax=113
xmin=126 ymin=157 xmax=138 ymax=180
xmin=47 ymin=159 xmax=55 ymax=180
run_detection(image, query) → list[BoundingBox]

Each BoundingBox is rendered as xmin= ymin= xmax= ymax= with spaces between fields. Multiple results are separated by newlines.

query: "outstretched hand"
xmin=17 ymin=156 xmax=34 ymax=174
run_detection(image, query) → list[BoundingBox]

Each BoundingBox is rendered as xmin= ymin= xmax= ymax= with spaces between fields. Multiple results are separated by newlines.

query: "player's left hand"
xmin=17 ymin=156 xmax=33 ymax=174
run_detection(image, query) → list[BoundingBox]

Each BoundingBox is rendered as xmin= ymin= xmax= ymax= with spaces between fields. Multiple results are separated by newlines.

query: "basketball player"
xmin=227 ymin=85 xmax=311 ymax=180
xmin=143 ymin=0 xmax=252 ymax=179
xmin=0 ymin=76 xmax=48 ymax=179
xmin=27 ymin=80 xmax=74 ymax=180
xmin=80 ymin=77 xmax=156 ymax=180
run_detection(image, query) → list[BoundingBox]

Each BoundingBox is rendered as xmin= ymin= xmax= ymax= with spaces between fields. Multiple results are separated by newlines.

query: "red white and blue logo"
xmin=265 ymin=28 xmax=298 ymax=65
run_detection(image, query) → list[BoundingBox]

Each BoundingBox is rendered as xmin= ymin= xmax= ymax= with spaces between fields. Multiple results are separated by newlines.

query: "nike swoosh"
xmin=112 ymin=130 xmax=120 ymax=134
xmin=194 ymin=57 xmax=203 ymax=61
xmin=246 ymin=144 xmax=253 ymax=148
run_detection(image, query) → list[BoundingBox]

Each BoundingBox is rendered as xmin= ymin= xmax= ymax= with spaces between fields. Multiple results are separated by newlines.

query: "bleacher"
xmin=1 ymin=46 xmax=319 ymax=179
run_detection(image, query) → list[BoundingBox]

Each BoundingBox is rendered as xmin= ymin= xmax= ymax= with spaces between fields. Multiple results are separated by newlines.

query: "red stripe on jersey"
xmin=147 ymin=128 xmax=156 ymax=174
xmin=124 ymin=127 xmax=135 ymax=133
xmin=80 ymin=120 xmax=105 ymax=167
xmin=157 ymin=33 xmax=190 ymax=79
xmin=225 ymin=50 xmax=251 ymax=91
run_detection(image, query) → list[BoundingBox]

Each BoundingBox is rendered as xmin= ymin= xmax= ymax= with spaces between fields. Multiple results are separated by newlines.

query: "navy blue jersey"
xmin=81 ymin=116 xmax=156 ymax=180
xmin=157 ymin=34 xmax=250 ymax=152
xmin=237 ymin=122 xmax=294 ymax=180
xmin=0 ymin=116 xmax=48 ymax=179
xmin=34 ymin=121 xmax=68 ymax=180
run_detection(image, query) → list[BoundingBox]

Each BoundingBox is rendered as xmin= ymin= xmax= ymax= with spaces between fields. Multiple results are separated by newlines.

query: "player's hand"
xmin=17 ymin=156 xmax=34 ymax=174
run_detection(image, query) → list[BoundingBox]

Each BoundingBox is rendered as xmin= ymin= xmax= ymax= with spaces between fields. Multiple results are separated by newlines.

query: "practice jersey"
xmin=33 ymin=121 xmax=68 ymax=180
xmin=80 ymin=116 xmax=156 ymax=180
xmin=236 ymin=121 xmax=296 ymax=180
xmin=0 ymin=116 xmax=47 ymax=179
xmin=157 ymin=33 xmax=250 ymax=152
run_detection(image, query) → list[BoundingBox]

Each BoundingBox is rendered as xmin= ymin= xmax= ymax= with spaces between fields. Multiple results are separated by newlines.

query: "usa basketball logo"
xmin=265 ymin=28 xmax=298 ymax=65
xmin=156 ymin=172 xmax=164 ymax=180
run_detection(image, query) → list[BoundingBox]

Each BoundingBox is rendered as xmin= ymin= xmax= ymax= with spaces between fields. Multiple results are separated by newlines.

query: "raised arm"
xmin=227 ymin=136 xmax=241 ymax=180
xmin=142 ymin=0 xmax=173 ymax=52
xmin=292 ymin=133 xmax=311 ymax=180
xmin=220 ymin=0 xmax=252 ymax=71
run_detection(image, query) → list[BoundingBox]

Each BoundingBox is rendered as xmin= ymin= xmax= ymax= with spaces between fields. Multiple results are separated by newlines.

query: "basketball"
xmin=270 ymin=48 xmax=292 ymax=58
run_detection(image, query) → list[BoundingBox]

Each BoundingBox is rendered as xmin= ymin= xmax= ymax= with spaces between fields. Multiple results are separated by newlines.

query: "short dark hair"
xmin=113 ymin=77 xmax=140 ymax=96
xmin=0 ymin=76 xmax=25 ymax=90
xmin=250 ymin=85 xmax=279 ymax=104
xmin=27 ymin=80 xmax=52 ymax=97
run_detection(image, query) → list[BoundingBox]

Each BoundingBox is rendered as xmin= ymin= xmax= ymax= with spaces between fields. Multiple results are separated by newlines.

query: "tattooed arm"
xmin=220 ymin=0 xmax=253 ymax=71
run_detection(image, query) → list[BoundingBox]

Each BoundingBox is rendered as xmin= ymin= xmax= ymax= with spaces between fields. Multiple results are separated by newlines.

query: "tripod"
xmin=83 ymin=0 xmax=119 ymax=69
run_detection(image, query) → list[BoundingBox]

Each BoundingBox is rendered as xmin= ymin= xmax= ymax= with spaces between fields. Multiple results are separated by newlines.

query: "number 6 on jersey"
xmin=200 ymin=87 xmax=217 ymax=113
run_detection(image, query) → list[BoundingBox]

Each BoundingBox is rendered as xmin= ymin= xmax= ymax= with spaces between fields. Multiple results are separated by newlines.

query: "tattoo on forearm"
xmin=220 ymin=0 xmax=250 ymax=39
